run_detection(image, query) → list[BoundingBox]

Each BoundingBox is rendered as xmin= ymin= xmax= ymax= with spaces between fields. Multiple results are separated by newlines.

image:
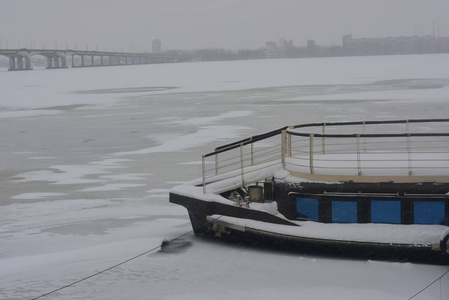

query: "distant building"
xmin=280 ymin=39 xmax=294 ymax=50
xmin=265 ymin=41 xmax=277 ymax=56
xmin=342 ymin=35 xmax=352 ymax=47
xmin=258 ymin=34 xmax=449 ymax=60
xmin=306 ymin=40 xmax=317 ymax=56
xmin=152 ymin=39 xmax=161 ymax=53
xmin=342 ymin=34 xmax=449 ymax=55
xmin=307 ymin=40 xmax=316 ymax=47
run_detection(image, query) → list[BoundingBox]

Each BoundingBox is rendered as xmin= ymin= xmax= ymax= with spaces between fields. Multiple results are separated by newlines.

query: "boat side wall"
xmin=169 ymin=193 xmax=299 ymax=234
xmin=274 ymin=180 xmax=449 ymax=223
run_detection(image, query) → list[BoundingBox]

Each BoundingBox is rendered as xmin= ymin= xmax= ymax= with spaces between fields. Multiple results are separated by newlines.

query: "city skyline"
xmin=1 ymin=33 xmax=447 ymax=71
xmin=0 ymin=0 xmax=448 ymax=51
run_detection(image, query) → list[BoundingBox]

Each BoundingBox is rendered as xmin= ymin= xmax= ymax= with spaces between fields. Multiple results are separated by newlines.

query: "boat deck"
xmin=200 ymin=119 xmax=449 ymax=193
xmin=170 ymin=119 xmax=449 ymax=263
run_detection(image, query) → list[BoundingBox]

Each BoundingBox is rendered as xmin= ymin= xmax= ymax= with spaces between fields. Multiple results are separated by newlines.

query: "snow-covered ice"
xmin=1 ymin=54 xmax=449 ymax=299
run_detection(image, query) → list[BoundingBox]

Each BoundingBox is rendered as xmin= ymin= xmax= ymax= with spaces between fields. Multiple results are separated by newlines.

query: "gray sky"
xmin=1 ymin=0 xmax=448 ymax=51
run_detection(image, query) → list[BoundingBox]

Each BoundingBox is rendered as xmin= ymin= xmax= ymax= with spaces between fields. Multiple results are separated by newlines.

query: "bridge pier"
xmin=1 ymin=48 xmax=177 ymax=71
xmin=8 ymin=56 xmax=33 ymax=71
xmin=73 ymin=55 xmax=97 ymax=67
xmin=61 ymin=56 xmax=67 ymax=68
xmin=45 ymin=56 xmax=67 ymax=69
xmin=25 ymin=57 xmax=32 ymax=69
xmin=9 ymin=57 xmax=15 ymax=70
xmin=17 ymin=57 xmax=24 ymax=69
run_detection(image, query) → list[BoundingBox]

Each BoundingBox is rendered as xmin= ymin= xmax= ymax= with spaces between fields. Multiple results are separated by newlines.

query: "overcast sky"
xmin=1 ymin=0 xmax=448 ymax=51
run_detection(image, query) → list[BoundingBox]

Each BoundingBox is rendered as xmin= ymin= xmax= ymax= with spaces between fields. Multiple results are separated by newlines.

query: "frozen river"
xmin=1 ymin=54 xmax=449 ymax=299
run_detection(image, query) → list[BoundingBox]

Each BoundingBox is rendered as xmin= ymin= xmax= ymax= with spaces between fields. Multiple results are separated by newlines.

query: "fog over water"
xmin=1 ymin=0 xmax=448 ymax=50
xmin=1 ymin=54 xmax=449 ymax=299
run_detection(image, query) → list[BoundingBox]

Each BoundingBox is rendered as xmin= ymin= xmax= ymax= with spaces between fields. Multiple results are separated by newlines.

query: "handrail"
xmin=201 ymin=119 xmax=449 ymax=193
xmin=206 ymin=126 xmax=287 ymax=157
xmin=288 ymin=132 xmax=449 ymax=138
xmin=291 ymin=118 xmax=449 ymax=130
xmin=209 ymin=119 xmax=449 ymax=155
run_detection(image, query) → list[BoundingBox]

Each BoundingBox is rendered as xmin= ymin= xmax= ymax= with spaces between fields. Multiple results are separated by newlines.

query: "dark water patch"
xmin=75 ymin=86 xmax=177 ymax=94
xmin=261 ymin=99 xmax=390 ymax=106
xmin=37 ymin=104 xmax=88 ymax=111
xmin=82 ymin=138 xmax=95 ymax=143
xmin=129 ymin=78 xmax=449 ymax=105
xmin=374 ymin=78 xmax=449 ymax=89
xmin=42 ymin=215 xmax=188 ymax=235
xmin=21 ymin=84 xmax=41 ymax=88
xmin=42 ymin=218 xmax=146 ymax=235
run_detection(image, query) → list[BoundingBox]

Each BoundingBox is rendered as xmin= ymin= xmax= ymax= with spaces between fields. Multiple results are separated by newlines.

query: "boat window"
xmin=371 ymin=200 xmax=401 ymax=224
xmin=414 ymin=201 xmax=445 ymax=224
xmin=332 ymin=201 xmax=357 ymax=223
xmin=296 ymin=197 xmax=319 ymax=221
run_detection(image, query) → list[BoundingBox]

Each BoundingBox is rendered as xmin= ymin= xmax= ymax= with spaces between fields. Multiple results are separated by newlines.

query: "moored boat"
xmin=170 ymin=119 xmax=449 ymax=263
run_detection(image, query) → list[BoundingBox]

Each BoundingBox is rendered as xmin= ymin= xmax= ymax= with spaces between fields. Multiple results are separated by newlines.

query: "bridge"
xmin=0 ymin=48 xmax=180 ymax=71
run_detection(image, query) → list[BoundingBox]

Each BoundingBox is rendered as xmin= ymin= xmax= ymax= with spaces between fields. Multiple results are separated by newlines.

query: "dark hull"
xmin=206 ymin=226 xmax=449 ymax=265
xmin=170 ymin=193 xmax=298 ymax=234
xmin=170 ymin=192 xmax=449 ymax=265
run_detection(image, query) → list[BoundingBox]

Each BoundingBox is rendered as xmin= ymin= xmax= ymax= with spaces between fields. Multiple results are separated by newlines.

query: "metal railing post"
xmin=362 ymin=121 xmax=366 ymax=152
xmin=309 ymin=134 xmax=314 ymax=174
xmin=356 ymin=134 xmax=361 ymax=175
xmin=322 ymin=123 xmax=326 ymax=154
xmin=407 ymin=133 xmax=412 ymax=175
xmin=215 ymin=153 xmax=219 ymax=175
xmin=240 ymin=143 xmax=245 ymax=186
xmin=405 ymin=120 xmax=412 ymax=175
xmin=281 ymin=130 xmax=287 ymax=168
xmin=202 ymin=155 xmax=207 ymax=193
xmin=287 ymin=132 xmax=292 ymax=157
xmin=288 ymin=126 xmax=294 ymax=157
xmin=251 ymin=142 xmax=254 ymax=165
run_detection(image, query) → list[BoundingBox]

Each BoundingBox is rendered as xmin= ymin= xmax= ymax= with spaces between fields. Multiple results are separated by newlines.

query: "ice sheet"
xmin=1 ymin=55 xmax=449 ymax=300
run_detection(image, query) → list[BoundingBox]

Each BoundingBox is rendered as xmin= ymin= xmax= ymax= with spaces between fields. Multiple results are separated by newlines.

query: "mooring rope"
xmin=30 ymin=214 xmax=448 ymax=300
xmin=407 ymin=268 xmax=449 ymax=300
xmin=30 ymin=213 xmax=228 ymax=300
xmin=30 ymin=229 xmax=194 ymax=300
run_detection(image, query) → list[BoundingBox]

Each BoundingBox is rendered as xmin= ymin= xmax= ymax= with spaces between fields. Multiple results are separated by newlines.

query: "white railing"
xmin=286 ymin=120 xmax=449 ymax=178
xmin=201 ymin=127 xmax=286 ymax=193
xmin=201 ymin=119 xmax=449 ymax=193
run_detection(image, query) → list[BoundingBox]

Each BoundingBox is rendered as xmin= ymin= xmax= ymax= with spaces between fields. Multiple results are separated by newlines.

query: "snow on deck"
xmin=211 ymin=215 xmax=449 ymax=246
